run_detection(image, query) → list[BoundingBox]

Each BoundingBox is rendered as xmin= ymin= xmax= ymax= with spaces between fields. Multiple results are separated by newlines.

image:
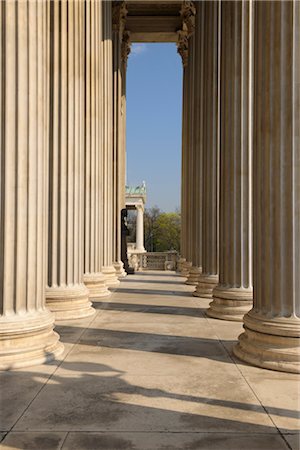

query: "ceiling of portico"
xmin=125 ymin=1 xmax=183 ymax=42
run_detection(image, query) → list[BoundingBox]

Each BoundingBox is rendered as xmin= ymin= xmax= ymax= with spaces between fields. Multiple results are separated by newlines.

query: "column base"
xmin=46 ymin=284 xmax=95 ymax=321
xmin=186 ymin=266 xmax=202 ymax=285
xmin=102 ymin=265 xmax=120 ymax=287
xmin=114 ymin=261 xmax=127 ymax=278
xmin=0 ymin=310 xmax=64 ymax=370
xmin=176 ymin=257 xmax=186 ymax=273
xmin=207 ymin=286 xmax=253 ymax=321
xmin=83 ymin=272 xmax=111 ymax=298
xmin=233 ymin=310 xmax=300 ymax=374
xmin=181 ymin=260 xmax=192 ymax=277
xmin=193 ymin=273 xmax=218 ymax=298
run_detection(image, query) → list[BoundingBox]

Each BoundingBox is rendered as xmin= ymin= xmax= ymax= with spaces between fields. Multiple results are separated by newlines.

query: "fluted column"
xmin=83 ymin=0 xmax=110 ymax=298
xmin=194 ymin=1 xmax=220 ymax=298
xmin=185 ymin=33 xmax=196 ymax=283
xmin=0 ymin=0 xmax=63 ymax=369
xmin=186 ymin=3 xmax=203 ymax=286
xmin=234 ymin=1 xmax=300 ymax=373
xmin=112 ymin=1 xmax=127 ymax=278
xmin=178 ymin=68 xmax=188 ymax=275
xmin=208 ymin=1 xmax=253 ymax=320
xmin=177 ymin=2 xmax=196 ymax=279
xmin=101 ymin=1 xmax=120 ymax=287
xmin=46 ymin=0 xmax=95 ymax=319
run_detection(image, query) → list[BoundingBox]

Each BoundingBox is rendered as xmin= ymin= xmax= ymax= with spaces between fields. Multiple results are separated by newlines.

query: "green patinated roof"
xmin=125 ymin=182 xmax=146 ymax=196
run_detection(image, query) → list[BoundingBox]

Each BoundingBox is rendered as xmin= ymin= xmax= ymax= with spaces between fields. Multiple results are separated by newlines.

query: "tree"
xmin=144 ymin=206 xmax=161 ymax=251
xmin=153 ymin=212 xmax=181 ymax=252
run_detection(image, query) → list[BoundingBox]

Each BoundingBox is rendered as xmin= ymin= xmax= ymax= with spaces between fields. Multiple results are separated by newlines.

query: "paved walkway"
xmin=1 ymin=271 xmax=299 ymax=450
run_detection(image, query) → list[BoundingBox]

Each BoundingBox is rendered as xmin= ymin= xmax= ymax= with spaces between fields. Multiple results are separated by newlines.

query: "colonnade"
xmin=0 ymin=0 xmax=129 ymax=369
xmin=179 ymin=0 xmax=300 ymax=373
xmin=0 ymin=0 xmax=299 ymax=375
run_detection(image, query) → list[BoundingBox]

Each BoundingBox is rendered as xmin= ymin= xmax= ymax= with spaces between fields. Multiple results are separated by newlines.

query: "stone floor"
xmin=0 ymin=271 xmax=299 ymax=450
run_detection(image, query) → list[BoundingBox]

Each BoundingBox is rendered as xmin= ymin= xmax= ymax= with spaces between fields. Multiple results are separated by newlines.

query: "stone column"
xmin=185 ymin=33 xmax=196 ymax=283
xmin=178 ymin=67 xmax=188 ymax=275
xmin=136 ymin=204 xmax=145 ymax=252
xmin=46 ymin=0 xmax=95 ymax=319
xmin=112 ymin=1 xmax=128 ymax=278
xmin=83 ymin=0 xmax=110 ymax=298
xmin=208 ymin=1 xmax=253 ymax=321
xmin=177 ymin=1 xmax=196 ymax=278
xmin=0 ymin=0 xmax=63 ymax=369
xmin=194 ymin=1 xmax=220 ymax=298
xmin=186 ymin=3 xmax=203 ymax=286
xmin=101 ymin=0 xmax=120 ymax=287
xmin=234 ymin=1 xmax=300 ymax=373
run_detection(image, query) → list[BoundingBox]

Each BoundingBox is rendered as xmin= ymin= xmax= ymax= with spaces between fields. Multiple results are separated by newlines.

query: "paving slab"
xmin=1 ymin=271 xmax=299 ymax=448
xmin=62 ymin=432 xmax=289 ymax=450
xmin=283 ymin=433 xmax=300 ymax=450
xmin=0 ymin=432 xmax=67 ymax=450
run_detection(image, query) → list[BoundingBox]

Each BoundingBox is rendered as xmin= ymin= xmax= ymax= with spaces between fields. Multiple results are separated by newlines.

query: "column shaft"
xmin=186 ymin=3 xmax=203 ymax=285
xmin=0 ymin=0 xmax=63 ymax=369
xmin=101 ymin=1 xmax=120 ymax=287
xmin=112 ymin=2 xmax=127 ymax=278
xmin=136 ymin=205 xmax=145 ymax=252
xmin=234 ymin=1 xmax=300 ymax=373
xmin=178 ymin=68 xmax=188 ymax=275
xmin=46 ymin=0 xmax=95 ymax=319
xmin=194 ymin=1 xmax=220 ymax=298
xmin=83 ymin=0 xmax=110 ymax=298
xmin=208 ymin=0 xmax=253 ymax=320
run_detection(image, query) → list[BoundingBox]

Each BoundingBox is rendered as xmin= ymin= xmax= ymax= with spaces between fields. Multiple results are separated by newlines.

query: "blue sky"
xmin=126 ymin=43 xmax=183 ymax=213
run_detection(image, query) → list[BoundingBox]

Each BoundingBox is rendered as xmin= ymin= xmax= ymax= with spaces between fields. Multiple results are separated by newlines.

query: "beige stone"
xmin=209 ymin=0 xmax=253 ymax=321
xmin=46 ymin=0 xmax=95 ymax=320
xmin=194 ymin=1 xmax=220 ymax=299
xmin=84 ymin=0 xmax=110 ymax=299
xmin=234 ymin=0 xmax=300 ymax=374
xmin=0 ymin=0 xmax=63 ymax=369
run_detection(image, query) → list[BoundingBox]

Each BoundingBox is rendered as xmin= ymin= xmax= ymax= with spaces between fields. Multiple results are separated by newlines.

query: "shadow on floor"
xmin=122 ymin=278 xmax=187 ymax=285
xmin=92 ymin=301 xmax=206 ymax=317
xmin=1 ymin=358 xmax=298 ymax=441
xmin=56 ymin=325 xmax=237 ymax=362
xmin=114 ymin=287 xmax=193 ymax=297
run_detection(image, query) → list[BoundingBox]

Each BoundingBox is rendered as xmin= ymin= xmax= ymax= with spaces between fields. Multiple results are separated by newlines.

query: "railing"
xmin=128 ymin=251 xmax=178 ymax=271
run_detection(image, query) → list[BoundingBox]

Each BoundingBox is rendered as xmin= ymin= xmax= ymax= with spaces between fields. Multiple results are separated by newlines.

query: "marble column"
xmin=234 ymin=1 xmax=300 ymax=373
xmin=46 ymin=0 xmax=95 ymax=319
xmin=112 ymin=1 xmax=127 ymax=278
xmin=0 ymin=0 xmax=63 ymax=369
xmin=186 ymin=3 xmax=203 ymax=286
xmin=136 ymin=204 xmax=146 ymax=252
xmin=208 ymin=1 xmax=253 ymax=320
xmin=101 ymin=0 xmax=120 ymax=287
xmin=194 ymin=1 xmax=220 ymax=298
xmin=83 ymin=0 xmax=110 ymax=298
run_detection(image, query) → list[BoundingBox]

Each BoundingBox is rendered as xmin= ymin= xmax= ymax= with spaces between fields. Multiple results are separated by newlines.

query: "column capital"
xmin=177 ymin=28 xmax=189 ymax=67
xmin=177 ymin=1 xmax=196 ymax=67
xmin=121 ymin=30 xmax=131 ymax=66
xmin=180 ymin=1 xmax=196 ymax=36
xmin=112 ymin=1 xmax=128 ymax=37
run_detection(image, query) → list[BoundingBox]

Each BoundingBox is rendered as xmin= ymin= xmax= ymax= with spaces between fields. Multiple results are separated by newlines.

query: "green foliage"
xmin=144 ymin=207 xmax=181 ymax=252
